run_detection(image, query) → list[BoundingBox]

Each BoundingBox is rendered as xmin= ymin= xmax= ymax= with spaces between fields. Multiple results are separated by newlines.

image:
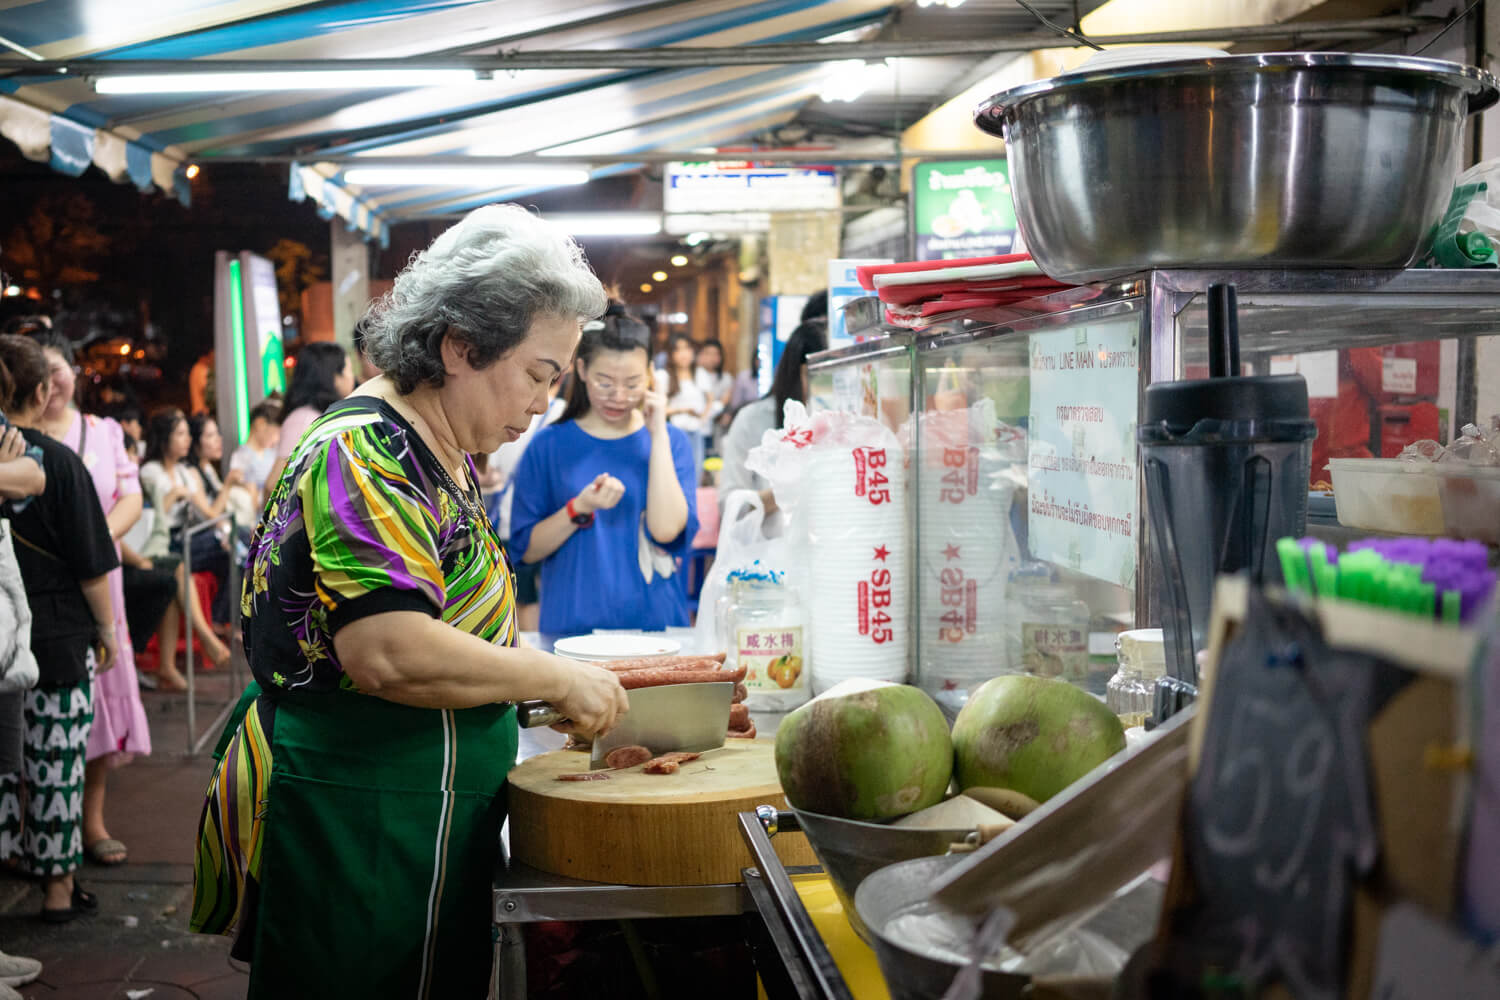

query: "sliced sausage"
xmin=603 ymin=745 xmax=653 ymax=769
xmin=618 ymin=664 xmax=747 ymax=690
xmin=556 ymin=771 xmax=613 ymax=781
xmin=728 ymin=703 xmax=750 ymax=730
xmin=642 ymin=751 xmax=701 ymax=775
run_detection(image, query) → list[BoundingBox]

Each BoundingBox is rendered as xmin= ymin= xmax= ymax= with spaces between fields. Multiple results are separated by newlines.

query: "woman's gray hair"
xmin=363 ymin=204 xmax=608 ymax=393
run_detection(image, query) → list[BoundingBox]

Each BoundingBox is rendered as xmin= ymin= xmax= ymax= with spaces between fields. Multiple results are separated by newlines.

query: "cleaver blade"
xmin=590 ymin=682 xmax=734 ymax=769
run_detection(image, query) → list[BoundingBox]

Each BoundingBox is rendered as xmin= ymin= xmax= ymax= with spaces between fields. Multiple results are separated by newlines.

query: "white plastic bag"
xmin=692 ymin=489 xmax=796 ymax=653
xmin=748 ymin=401 xmax=909 ymax=692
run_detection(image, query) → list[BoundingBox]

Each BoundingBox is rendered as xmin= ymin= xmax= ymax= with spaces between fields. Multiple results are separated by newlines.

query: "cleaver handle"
xmin=516 ymin=700 xmax=566 ymax=729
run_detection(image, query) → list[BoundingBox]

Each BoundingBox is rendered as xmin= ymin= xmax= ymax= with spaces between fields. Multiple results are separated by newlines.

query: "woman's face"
xmin=198 ymin=419 xmax=223 ymax=462
xmin=580 ymin=348 xmax=650 ymax=427
xmin=697 ymin=344 xmax=721 ymax=372
xmin=671 ymin=338 xmax=696 ymax=370
xmin=169 ymin=418 xmax=191 ymax=460
xmin=442 ymin=314 xmax=579 ymax=455
xmin=120 ymin=417 xmax=142 ymax=441
xmin=334 ymin=357 xmax=355 ymax=399
xmin=42 ymin=348 xmax=75 ymax=418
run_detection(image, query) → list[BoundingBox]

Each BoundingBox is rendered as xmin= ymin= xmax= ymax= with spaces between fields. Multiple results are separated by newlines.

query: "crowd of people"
xmin=0 ymin=206 xmax=828 ymax=994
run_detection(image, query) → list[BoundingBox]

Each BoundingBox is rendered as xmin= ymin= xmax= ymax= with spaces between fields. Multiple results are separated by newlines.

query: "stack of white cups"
xmin=803 ymin=441 xmax=909 ymax=692
xmin=915 ymin=406 xmax=1024 ymax=705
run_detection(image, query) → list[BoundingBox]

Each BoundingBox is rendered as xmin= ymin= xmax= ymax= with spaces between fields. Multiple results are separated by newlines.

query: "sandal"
xmin=85 ymin=839 xmax=128 ymax=867
xmin=40 ymin=905 xmax=81 ymax=924
xmin=71 ymin=884 xmax=98 ymax=910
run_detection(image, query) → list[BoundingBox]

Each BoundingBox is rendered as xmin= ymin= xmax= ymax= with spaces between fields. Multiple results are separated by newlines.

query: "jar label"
xmin=740 ymin=626 xmax=806 ymax=693
xmin=1021 ymin=622 xmax=1088 ymax=680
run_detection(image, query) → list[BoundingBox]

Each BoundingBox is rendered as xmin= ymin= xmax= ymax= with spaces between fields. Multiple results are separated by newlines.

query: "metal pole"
xmin=181 ymin=512 xmax=233 ymax=755
xmin=4 ymin=18 xmax=1435 ymax=76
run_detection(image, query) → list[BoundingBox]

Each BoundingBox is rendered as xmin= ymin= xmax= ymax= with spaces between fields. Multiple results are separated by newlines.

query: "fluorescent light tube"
xmin=343 ymin=166 xmax=589 ymax=187
xmin=93 ymin=69 xmax=479 ymax=94
xmin=545 ymin=214 xmax=662 ymax=237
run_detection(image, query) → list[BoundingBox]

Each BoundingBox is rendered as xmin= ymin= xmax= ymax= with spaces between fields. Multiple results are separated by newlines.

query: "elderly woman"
xmin=190 ymin=205 xmax=628 ymax=997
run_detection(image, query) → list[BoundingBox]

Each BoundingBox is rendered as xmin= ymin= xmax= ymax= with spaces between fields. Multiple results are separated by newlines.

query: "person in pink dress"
xmin=32 ymin=333 xmax=150 ymax=867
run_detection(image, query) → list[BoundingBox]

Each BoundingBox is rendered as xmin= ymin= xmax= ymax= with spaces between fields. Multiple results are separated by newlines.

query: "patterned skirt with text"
xmin=0 ymin=679 xmax=94 ymax=877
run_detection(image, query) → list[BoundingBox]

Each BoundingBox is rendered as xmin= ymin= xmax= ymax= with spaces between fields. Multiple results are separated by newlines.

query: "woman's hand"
xmin=643 ymin=387 xmax=670 ymax=435
xmin=0 ymin=427 xmax=25 ymax=462
xmin=224 ymin=467 xmax=245 ymax=488
xmin=574 ymin=473 xmax=625 ymax=515
xmin=548 ymin=657 xmax=629 ymax=736
xmin=93 ymin=624 xmax=118 ymax=673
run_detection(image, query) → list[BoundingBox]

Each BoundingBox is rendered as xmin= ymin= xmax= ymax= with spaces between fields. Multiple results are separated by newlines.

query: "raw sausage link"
xmin=603 ymin=745 xmax=653 ymax=769
xmin=731 ymin=683 xmax=747 ymax=703
xmin=727 ymin=723 xmax=757 ymax=740
xmin=618 ymin=664 xmax=747 ymax=689
xmin=728 ymin=703 xmax=750 ymax=730
xmin=556 ymin=771 xmax=613 ymax=781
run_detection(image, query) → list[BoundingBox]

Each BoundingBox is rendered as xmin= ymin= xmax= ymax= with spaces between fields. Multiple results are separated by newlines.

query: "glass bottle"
xmin=717 ymin=569 xmax=809 ymax=711
xmin=1106 ymin=628 xmax=1167 ymax=727
xmin=1010 ymin=571 xmax=1092 ymax=686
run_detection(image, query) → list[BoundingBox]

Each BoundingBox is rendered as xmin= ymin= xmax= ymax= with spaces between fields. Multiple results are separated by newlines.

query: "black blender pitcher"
xmin=1137 ymin=284 xmax=1317 ymax=720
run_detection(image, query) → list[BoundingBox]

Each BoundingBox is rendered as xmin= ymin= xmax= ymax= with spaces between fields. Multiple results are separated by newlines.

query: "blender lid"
xmin=1142 ymin=374 xmax=1312 ymax=434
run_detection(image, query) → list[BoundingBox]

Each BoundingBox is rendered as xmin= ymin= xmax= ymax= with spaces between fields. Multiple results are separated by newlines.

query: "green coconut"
xmin=952 ymin=674 xmax=1125 ymax=803
xmin=774 ymin=679 xmax=953 ymax=821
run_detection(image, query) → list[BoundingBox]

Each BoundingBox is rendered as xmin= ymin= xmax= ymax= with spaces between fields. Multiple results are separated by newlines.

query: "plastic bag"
xmin=915 ymin=398 xmax=1027 ymax=713
xmin=691 ymin=489 xmax=796 ymax=655
xmin=748 ymin=401 xmax=909 ymax=692
xmin=1440 ymin=422 xmax=1500 ymax=466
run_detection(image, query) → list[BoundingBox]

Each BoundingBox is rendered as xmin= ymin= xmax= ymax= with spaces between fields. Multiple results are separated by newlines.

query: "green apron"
xmin=196 ymin=688 xmax=517 ymax=999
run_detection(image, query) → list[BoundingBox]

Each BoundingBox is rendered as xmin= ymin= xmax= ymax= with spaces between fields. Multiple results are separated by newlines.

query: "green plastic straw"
xmin=1442 ymin=589 xmax=1461 ymax=624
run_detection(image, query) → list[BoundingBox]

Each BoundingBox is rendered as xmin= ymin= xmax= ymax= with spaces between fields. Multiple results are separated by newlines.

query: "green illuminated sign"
xmin=912 ymin=159 xmax=1018 ymax=261
xmin=262 ymin=337 xmax=286 ymax=396
xmin=228 ymin=259 xmax=250 ymax=444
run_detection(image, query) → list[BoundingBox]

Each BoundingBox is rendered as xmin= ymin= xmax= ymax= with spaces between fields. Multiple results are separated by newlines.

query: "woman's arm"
xmin=642 ymin=388 xmax=689 ymax=544
xmin=106 ymin=491 xmax=143 ymax=541
xmin=333 ymin=610 xmax=628 ymax=731
xmin=521 ymin=473 xmax=624 ymax=564
xmin=119 ymin=541 xmax=151 ymax=570
xmin=0 ymin=457 xmax=44 ymax=500
xmin=79 ymin=573 xmax=118 ymax=671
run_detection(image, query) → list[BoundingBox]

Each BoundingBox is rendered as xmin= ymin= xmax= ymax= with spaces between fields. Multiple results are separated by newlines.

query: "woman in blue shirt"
xmin=511 ymin=303 xmax=698 ymax=637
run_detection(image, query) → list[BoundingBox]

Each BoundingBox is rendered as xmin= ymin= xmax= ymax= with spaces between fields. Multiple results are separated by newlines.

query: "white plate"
xmin=553 ymin=633 xmax=682 ymax=661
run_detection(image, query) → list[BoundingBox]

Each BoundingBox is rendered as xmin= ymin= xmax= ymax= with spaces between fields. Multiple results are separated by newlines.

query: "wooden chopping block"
xmin=508 ymin=740 xmax=816 ymax=885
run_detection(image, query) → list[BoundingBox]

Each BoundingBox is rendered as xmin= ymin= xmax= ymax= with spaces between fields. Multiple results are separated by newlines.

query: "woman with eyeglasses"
xmin=510 ymin=301 xmax=698 ymax=637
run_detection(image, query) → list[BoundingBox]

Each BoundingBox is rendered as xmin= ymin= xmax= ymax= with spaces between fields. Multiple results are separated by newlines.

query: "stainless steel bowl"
xmin=974 ymin=53 xmax=1499 ymax=284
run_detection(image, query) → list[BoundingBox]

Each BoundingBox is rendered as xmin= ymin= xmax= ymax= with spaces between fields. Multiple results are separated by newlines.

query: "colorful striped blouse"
xmin=241 ymin=396 xmax=515 ymax=695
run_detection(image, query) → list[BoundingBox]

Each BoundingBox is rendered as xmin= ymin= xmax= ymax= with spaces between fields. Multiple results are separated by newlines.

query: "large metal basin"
xmin=974 ymin=53 xmax=1499 ymax=283
xmin=790 ymin=807 xmax=971 ymax=944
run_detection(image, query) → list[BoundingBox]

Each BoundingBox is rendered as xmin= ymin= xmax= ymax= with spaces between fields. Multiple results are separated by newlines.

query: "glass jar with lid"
xmin=1006 ymin=563 xmax=1091 ymax=685
xmin=1106 ymin=628 xmax=1167 ymax=727
xmin=716 ymin=566 xmax=809 ymax=711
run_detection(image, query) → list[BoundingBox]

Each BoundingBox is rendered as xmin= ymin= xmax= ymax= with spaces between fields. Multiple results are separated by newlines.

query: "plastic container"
xmin=1327 ymin=458 xmax=1446 ymax=535
xmin=1106 ymin=629 xmax=1167 ymax=728
xmin=716 ymin=570 xmax=809 ymax=712
xmin=1327 ymin=458 xmax=1500 ymax=543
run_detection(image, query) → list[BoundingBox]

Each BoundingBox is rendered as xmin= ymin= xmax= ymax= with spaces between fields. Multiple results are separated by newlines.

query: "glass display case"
xmin=812 ymin=269 xmax=1500 ymax=711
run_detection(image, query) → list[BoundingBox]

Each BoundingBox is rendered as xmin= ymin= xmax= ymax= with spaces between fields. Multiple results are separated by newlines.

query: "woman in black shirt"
xmin=0 ymin=335 xmax=118 ymax=922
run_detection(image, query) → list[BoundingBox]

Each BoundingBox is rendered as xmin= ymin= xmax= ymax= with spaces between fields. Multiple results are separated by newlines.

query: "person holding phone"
xmin=511 ymin=302 xmax=698 ymax=637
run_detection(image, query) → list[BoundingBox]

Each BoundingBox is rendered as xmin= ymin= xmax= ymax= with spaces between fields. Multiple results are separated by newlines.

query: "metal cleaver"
xmin=589 ymin=682 xmax=734 ymax=769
